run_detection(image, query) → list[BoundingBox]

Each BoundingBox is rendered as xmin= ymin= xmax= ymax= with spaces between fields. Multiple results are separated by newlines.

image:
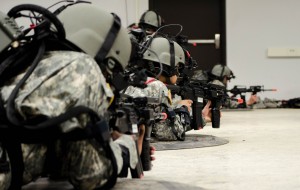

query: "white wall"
xmin=227 ymin=0 xmax=300 ymax=100
xmin=0 ymin=0 xmax=148 ymax=27
xmin=2 ymin=0 xmax=298 ymax=100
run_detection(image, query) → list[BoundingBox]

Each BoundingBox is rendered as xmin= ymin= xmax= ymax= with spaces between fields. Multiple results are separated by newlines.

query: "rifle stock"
xmin=117 ymin=95 xmax=164 ymax=172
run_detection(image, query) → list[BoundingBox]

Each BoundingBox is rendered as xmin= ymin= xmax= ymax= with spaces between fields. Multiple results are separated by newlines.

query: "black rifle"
xmin=167 ymin=79 xmax=226 ymax=129
xmin=113 ymin=95 xmax=164 ymax=173
xmin=228 ymin=85 xmax=277 ymax=108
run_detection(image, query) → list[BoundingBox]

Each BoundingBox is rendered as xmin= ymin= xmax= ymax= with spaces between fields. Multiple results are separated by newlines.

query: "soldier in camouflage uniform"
xmin=192 ymin=64 xmax=262 ymax=109
xmin=193 ymin=64 xmax=239 ymax=108
xmin=124 ymin=37 xmax=198 ymax=141
xmin=0 ymin=4 xmax=141 ymax=190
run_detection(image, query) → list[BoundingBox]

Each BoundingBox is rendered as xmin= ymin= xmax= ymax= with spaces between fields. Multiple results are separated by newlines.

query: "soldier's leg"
xmin=21 ymin=144 xmax=47 ymax=184
xmin=0 ymin=144 xmax=11 ymax=190
xmin=57 ymin=135 xmax=139 ymax=190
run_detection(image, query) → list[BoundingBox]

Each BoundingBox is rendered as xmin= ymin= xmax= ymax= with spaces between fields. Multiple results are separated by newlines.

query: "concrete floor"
xmin=23 ymin=109 xmax=300 ymax=190
xmin=134 ymin=109 xmax=300 ymax=190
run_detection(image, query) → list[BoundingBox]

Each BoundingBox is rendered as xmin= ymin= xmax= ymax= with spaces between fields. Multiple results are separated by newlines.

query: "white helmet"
xmin=143 ymin=37 xmax=185 ymax=77
xmin=139 ymin=10 xmax=162 ymax=30
xmin=211 ymin=64 xmax=235 ymax=80
xmin=57 ymin=4 xmax=131 ymax=70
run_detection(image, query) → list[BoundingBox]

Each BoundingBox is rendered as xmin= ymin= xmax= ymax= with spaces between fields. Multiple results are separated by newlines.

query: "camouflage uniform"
xmin=191 ymin=70 xmax=209 ymax=83
xmin=0 ymin=144 xmax=11 ymax=190
xmin=0 ymin=51 xmax=137 ymax=189
xmin=124 ymin=77 xmax=188 ymax=141
xmin=192 ymin=69 xmax=279 ymax=109
xmin=263 ymin=98 xmax=280 ymax=108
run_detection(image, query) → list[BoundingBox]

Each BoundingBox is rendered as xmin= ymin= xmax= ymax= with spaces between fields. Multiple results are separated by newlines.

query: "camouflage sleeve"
xmin=191 ymin=70 xmax=209 ymax=82
xmin=1 ymin=51 xmax=113 ymax=133
xmin=171 ymin=94 xmax=183 ymax=109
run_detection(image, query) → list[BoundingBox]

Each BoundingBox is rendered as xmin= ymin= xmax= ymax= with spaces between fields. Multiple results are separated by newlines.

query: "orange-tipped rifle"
xmin=228 ymin=85 xmax=277 ymax=108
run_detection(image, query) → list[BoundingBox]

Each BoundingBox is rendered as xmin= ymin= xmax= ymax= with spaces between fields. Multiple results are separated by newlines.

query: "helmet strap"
xmin=169 ymin=39 xmax=176 ymax=74
xmin=95 ymin=13 xmax=121 ymax=63
xmin=218 ymin=64 xmax=226 ymax=81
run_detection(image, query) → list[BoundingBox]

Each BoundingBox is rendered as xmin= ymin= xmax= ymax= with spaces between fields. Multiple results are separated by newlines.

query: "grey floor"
xmin=23 ymin=109 xmax=300 ymax=190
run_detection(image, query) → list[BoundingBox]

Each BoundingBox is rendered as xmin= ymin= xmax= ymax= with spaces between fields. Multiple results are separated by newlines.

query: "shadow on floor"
xmin=22 ymin=178 xmax=206 ymax=190
xmin=152 ymin=134 xmax=229 ymax=151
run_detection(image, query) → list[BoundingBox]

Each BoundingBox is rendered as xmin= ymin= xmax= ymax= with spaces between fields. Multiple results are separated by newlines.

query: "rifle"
xmin=167 ymin=79 xmax=226 ymax=129
xmin=113 ymin=94 xmax=165 ymax=174
xmin=228 ymin=85 xmax=277 ymax=108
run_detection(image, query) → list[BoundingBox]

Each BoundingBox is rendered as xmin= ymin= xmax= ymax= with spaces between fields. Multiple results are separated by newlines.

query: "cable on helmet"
xmin=8 ymin=4 xmax=66 ymax=39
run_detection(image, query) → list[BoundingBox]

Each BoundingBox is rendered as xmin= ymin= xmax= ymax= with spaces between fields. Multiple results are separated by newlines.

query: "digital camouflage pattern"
xmin=124 ymin=77 xmax=187 ymax=141
xmin=263 ymin=98 xmax=280 ymax=108
xmin=191 ymin=70 xmax=209 ymax=82
xmin=1 ymin=51 xmax=113 ymax=131
xmin=0 ymin=51 xmax=135 ymax=189
xmin=251 ymin=96 xmax=280 ymax=109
